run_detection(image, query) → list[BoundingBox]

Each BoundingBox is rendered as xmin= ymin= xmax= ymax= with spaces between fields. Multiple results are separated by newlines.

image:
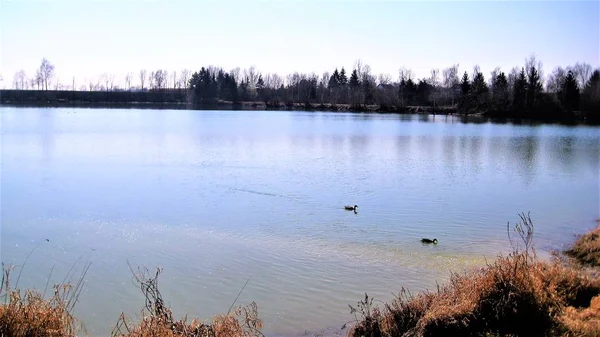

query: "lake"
xmin=1 ymin=107 xmax=598 ymax=336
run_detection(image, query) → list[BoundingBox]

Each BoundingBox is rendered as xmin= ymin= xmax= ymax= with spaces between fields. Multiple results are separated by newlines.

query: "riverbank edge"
xmin=0 ymin=99 xmax=454 ymax=114
xmin=346 ymin=218 xmax=600 ymax=337
xmin=3 ymin=89 xmax=598 ymax=124
xmin=3 ymin=101 xmax=597 ymax=127
xmin=1 ymin=219 xmax=599 ymax=336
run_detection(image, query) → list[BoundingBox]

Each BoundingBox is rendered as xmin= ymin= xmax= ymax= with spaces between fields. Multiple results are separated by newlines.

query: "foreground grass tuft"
xmin=111 ymin=265 xmax=264 ymax=337
xmin=0 ymin=263 xmax=87 ymax=337
xmin=347 ymin=213 xmax=600 ymax=337
xmin=564 ymin=224 xmax=600 ymax=267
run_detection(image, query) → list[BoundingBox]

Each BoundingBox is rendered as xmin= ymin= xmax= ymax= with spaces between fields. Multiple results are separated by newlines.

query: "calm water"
xmin=1 ymin=107 xmax=599 ymax=336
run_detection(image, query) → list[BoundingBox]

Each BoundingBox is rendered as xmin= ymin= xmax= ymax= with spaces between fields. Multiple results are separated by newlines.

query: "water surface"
xmin=1 ymin=108 xmax=598 ymax=335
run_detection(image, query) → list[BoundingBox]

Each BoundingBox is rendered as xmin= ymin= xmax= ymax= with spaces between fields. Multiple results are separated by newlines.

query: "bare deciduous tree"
xmin=378 ymin=73 xmax=392 ymax=85
xmin=430 ymin=68 xmax=440 ymax=107
xmin=472 ymin=65 xmax=481 ymax=80
xmin=525 ymin=54 xmax=544 ymax=85
xmin=489 ymin=67 xmax=501 ymax=89
xmin=179 ymin=69 xmax=190 ymax=89
xmin=442 ymin=64 xmax=459 ymax=105
xmin=361 ymin=63 xmax=373 ymax=84
xmin=546 ymin=66 xmax=566 ymax=93
xmin=148 ymin=71 xmax=155 ymax=89
xmin=230 ymin=67 xmax=241 ymax=83
xmin=572 ymin=62 xmax=592 ymax=89
xmin=125 ymin=72 xmax=133 ymax=90
xmin=265 ymin=73 xmax=283 ymax=89
xmin=153 ymin=70 xmax=167 ymax=89
xmin=147 ymin=71 xmax=154 ymax=90
xmin=245 ymin=66 xmax=260 ymax=87
xmin=430 ymin=69 xmax=439 ymax=87
xmin=398 ymin=67 xmax=414 ymax=82
xmin=35 ymin=69 xmax=43 ymax=89
xmin=508 ymin=67 xmax=519 ymax=88
xmin=171 ymin=70 xmax=177 ymax=89
xmin=354 ymin=59 xmax=364 ymax=80
xmin=101 ymin=73 xmax=114 ymax=91
xmin=139 ymin=69 xmax=147 ymax=90
xmin=39 ymin=58 xmax=55 ymax=90
xmin=13 ymin=70 xmax=27 ymax=89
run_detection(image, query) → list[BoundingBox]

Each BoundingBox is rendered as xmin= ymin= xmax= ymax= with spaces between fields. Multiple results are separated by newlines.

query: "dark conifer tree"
xmin=471 ymin=71 xmax=489 ymax=111
xmin=526 ymin=65 xmax=543 ymax=113
xmin=339 ymin=68 xmax=348 ymax=86
xmin=560 ymin=70 xmax=580 ymax=112
xmin=491 ymin=72 xmax=509 ymax=113
xmin=459 ymin=72 xmax=471 ymax=113
xmin=329 ymin=69 xmax=340 ymax=88
xmin=512 ymin=68 xmax=528 ymax=113
xmin=349 ymin=70 xmax=360 ymax=87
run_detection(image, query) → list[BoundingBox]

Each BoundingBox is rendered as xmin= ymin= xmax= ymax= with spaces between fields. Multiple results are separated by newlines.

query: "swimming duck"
xmin=421 ymin=238 xmax=438 ymax=244
xmin=344 ymin=205 xmax=358 ymax=211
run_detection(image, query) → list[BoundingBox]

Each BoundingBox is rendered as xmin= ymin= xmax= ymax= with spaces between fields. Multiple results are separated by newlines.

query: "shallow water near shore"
xmin=1 ymin=107 xmax=598 ymax=335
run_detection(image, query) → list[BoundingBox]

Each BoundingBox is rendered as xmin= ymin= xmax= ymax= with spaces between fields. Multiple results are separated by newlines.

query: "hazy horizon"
xmin=1 ymin=0 xmax=598 ymax=89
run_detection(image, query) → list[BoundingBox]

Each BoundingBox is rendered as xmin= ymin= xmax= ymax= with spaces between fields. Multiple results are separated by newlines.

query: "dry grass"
xmin=565 ymin=224 xmax=600 ymax=267
xmin=347 ymin=213 xmax=600 ymax=337
xmin=111 ymin=265 xmax=264 ymax=337
xmin=0 ymin=255 xmax=264 ymax=337
xmin=0 ymin=263 xmax=88 ymax=337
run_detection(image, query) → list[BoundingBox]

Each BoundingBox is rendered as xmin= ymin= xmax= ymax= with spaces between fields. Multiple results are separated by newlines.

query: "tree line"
xmin=9 ymin=56 xmax=600 ymax=121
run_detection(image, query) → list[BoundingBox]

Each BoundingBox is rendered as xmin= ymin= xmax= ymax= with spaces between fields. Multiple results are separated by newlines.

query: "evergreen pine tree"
xmin=526 ymin=65 xmax=543 ymax=113
xmin=460 ymin=72 xmax=470 ymax=95
xmin=491 ymin=72 xmax=509 ymax=114
xmin=405 ymin=78 xmax=417 ymax=106
xmin=398 ymin=79 xmax=406 ymax=106
xmin=349 ymin=70 xmax=360 ymax=87
xmin=560 ymin=70 xmax=580 ymax=112
xmin=459 ymin=72 xmax=471 ymax=113
xmin=339 ymin=68 xmax=348 ymax=86
xmin=471 ymin=72 xmax=489 ymax=111
xmin=512 ymin=68 xmax=528 ymax=113
xmin=582 ymin=70 xmax=600 ymax=120
xmin=329 ymin=69 xmax=340 ymax=88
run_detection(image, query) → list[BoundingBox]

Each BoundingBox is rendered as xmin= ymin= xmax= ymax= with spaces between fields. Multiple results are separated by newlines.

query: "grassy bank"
xmin=347 ymin=214 xmax=600 ymax=337
xmin=2 ymin=215 xmax=599 ymax=337
xmin=565 ymin=222 xmax=600 ymax=268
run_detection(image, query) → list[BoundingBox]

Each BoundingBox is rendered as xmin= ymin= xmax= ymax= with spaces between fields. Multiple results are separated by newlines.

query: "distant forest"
xmin=6 ymin=56 xmax=600 ymax=122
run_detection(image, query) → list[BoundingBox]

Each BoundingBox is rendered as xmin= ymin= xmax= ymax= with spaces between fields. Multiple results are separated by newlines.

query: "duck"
xmin=344 ymin=205 xmax=358 ymax=211
xmin=421 ymin=238 xmax=438 ymax=244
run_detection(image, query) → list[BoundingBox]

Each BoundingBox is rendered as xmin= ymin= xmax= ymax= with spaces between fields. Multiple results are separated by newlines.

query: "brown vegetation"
xmin=0 ymin=261 xmax=263 ymax=337
xmin=2 ymin=214 xmax=599 ymax=337
xmin=0 ymin=263 xmax=87 ymax=337
xmin=111 ymin=265 xmax=263 ymax=337
xmin=347 ymin=213 xmax=600 ymax=337
xmin=564 ymin=224 xmax=600 ymax=267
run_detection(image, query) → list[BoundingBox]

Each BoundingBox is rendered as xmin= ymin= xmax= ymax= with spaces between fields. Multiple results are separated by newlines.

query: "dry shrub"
xmin=0 ymin=263 xmax=88 ymax=337
xmin=112 ymin=265 xmax=263 ymax=337
xmin=559 ymin=295 xmax=600 ymax=337
xmin=565 ymin=225 xmax=600 ymax=267
xmin=347 ymin=213 xmax=600 ymax=337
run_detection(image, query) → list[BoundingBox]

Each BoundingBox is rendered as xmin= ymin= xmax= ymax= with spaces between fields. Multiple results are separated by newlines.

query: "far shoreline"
xmin=1 ymin=88 xmax=598 ymax=126
xmin=1 ymin=101 xmax=596 ymax=127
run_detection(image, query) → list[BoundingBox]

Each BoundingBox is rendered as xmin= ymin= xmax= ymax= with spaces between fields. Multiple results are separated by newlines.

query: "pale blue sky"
xmin=1 ymin=0 xmax=598 ymax=88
